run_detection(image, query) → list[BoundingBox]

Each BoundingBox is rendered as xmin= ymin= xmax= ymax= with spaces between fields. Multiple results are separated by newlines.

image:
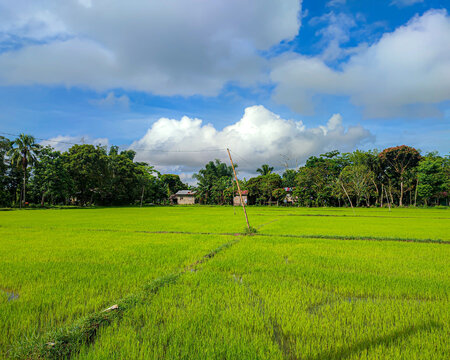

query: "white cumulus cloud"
xmin=271 ymin=9 xmax=450 ymax=118
xmin=130 ymin=105 xmax=373 ymax=172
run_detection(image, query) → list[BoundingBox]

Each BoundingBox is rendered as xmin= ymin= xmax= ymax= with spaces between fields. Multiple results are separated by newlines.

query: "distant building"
xmin=284 ymin=187 xmax=296 ymax=204
xmin=173 ymin=190 xmax=196 ymax=205
xmin=233 ymin=190 xmax=248 ymax=206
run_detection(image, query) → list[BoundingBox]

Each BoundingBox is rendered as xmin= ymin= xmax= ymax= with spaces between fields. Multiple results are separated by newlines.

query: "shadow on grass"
xmin=306 ymin=321 xmax=442 ymax=360
xmin=231 ymin=276 xmax=299 ymax=360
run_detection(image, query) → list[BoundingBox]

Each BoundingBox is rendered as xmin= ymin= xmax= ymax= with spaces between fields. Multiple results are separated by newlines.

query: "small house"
xmin=173 ymin=190 xmax=196 ymax=205
xmin=233 ymin=190 xmax=248 ymax=206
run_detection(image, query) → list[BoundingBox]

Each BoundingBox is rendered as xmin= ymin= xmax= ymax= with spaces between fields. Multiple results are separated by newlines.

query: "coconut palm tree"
xmin=256 ymin=164 xmax=274 ymax=176
xmin=8 ymin=134 xmax=40 ymax=207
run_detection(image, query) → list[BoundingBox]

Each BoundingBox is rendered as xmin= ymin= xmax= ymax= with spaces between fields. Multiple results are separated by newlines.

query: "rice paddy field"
xmin=0 ymin=206 xmax=449 ymax=359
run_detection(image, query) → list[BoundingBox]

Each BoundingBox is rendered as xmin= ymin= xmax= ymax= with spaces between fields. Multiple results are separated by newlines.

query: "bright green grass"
xmin=1 ymin=206 xmax=448 ymax=239
xmin=0 ymin=225 xmax=227 ymax=357
xmin=0 ymin=206 xmax=449 ymax=359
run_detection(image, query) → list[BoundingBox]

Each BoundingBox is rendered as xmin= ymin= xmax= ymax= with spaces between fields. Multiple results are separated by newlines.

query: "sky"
xmin=0 ymin=0 xmax=449 ymax=182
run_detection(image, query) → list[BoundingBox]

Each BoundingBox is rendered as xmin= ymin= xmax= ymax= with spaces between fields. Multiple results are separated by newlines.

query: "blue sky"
xmin=0 ymin=0 xmax=449 ymax=178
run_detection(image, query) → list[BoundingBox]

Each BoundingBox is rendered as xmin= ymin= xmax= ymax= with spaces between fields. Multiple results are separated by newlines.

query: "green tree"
xmin=379 ymin=145 xmax=421 ymax=206
xmin=120 ymin=149 xmax=137 ymax=161
xmin=7 ymin=134 xmax=41 ymax=207
xmin=260 ymin=173 xmax=282 ymax=204
xmin=294 ymin=167 xmax=324 ymax=206
xmin=145 ymin=175 xmax=167 ymax=204
xmin=223 ymin=179 xmax=247 ymax=205
xmin=193 ymin=160 xmax=234 ymax=204
xmin=31 ymin=147 xmax=72 ymax=206
xmin=64 ymin=144 xmax=109 ymax=205
xmin=161 ymin=174 xmax=186 ymax=196
xmin=347 ymin=150 xmax=381 ymax=205
xmin=247 ymin=176 xmax=264 ymax=204
xmin=256 ymin=164 xmax=274 ymax=176
xmin=248 ymin=173 xmax=282 ymax=205
xmin=339 ymin=164 xmax=375 ymax=206
xmin=0 ymin=136 xmax=12 ymax=206
xmin=417 ymin=155 xmax=448 ymax=205
xmin=301 ymin=151 xmax=348 ymax=206
xmin=135 ymin=164 xmax=159 ymax=206
xmin=272 ymin=188 xmax=287 ymax=204
xmin=102 ymin=151 xmax=143 ymax=205
xmin=282 ymin=169 xmax=297 ymax=188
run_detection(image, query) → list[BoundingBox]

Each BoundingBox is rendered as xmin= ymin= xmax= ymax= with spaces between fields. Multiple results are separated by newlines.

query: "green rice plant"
xmin=0 ymin=206 xmax=448 ymax=359
xmin=243 ymin=225 xmax=258 ymax=235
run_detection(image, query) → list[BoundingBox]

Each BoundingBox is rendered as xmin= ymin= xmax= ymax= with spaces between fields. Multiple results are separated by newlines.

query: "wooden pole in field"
xmin=227 ymin=148 xmax=250 ymax=230
xmin=232 ymin=178 xmax=236 ymax=215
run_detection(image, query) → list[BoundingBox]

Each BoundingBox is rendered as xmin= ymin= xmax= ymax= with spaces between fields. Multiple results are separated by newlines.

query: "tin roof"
xmin=175 ymin=190 xmax=196 ymax=195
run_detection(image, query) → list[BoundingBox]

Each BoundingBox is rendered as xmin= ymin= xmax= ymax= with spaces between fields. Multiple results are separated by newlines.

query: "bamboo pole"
xmin=227 ymin=148 xmax=250 ymax=230
xmin=232 ymin=179 xmax=236 ymax=215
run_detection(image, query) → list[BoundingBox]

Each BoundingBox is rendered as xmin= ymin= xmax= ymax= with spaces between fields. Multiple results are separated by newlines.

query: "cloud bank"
xmin=1 ymin=2 xmax=447 ymax=121
xmin=131 ymin=105 xmax=373 ymax=172
xmin=271 ymin=10 xmax=450 ymax=118
xmin=0 ymin=0 xmax=300 ymax=96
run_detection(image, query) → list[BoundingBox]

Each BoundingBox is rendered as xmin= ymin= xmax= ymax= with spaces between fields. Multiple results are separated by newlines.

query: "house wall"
xmin=233 ymin=195 xmax=248 ymax=206
xmin=177 ymin=196 xmax=196 ymax=205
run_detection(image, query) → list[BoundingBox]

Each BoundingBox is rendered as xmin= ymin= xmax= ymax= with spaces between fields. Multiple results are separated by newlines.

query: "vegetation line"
xmin=83 ymin=228 xmax=449 ymax=244
xmin=255 ymin=233 xmax=449 ymax=244
xmin=5 ymin=224 xmax=448 ymax=244
xmin=305 ymin=292 xmax=437 ymax=315
xmin=256 ymin=218 xmax=281 ymax=230
xmin=10 ymin=239 xmax=240 ymax=360
xmin=254 ymin=213 xmax=450 ymax=220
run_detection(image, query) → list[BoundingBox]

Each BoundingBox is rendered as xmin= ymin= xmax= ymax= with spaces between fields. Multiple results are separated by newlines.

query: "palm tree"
xmin=8 ymin=134 xmax=40 ymax=207
xmin=256 ymin=164 xmax=274 ymax=176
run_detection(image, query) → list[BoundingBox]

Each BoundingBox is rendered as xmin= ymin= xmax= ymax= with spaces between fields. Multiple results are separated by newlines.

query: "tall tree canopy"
xmin=63 ymin=144 xmax=109 ymax=205
xmin=256 ymin=164 xmax=274 ymax=176
xmin=31 ymin=146 xmax=72 ymax=206
xmin=160 ymin=174 xmax=186 ymax=196
xmin=417 ymin=153 xmax=449 ymax=205
xmin=379 ymin=145 xmax=421 ymax=206
xmin=193 ymin=159 xmax=234 ymax=204
xmin=7 ymin=134 xmax=41 ymax=207
xmin=0 ymin=136 xmax=12 ymax=206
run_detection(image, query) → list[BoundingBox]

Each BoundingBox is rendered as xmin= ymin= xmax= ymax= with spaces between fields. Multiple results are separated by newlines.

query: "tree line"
xmin=193 ymin=147 xmax=449 ymax=207
xmin=0 ymin=134 xmax=187 ymax=207
xmin=0 ymin=134 xmax=448 ymax=208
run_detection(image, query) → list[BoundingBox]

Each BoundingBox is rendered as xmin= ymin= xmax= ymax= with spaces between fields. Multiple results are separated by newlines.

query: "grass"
xmin=0 ymin=206 xmax=449 ymax=359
